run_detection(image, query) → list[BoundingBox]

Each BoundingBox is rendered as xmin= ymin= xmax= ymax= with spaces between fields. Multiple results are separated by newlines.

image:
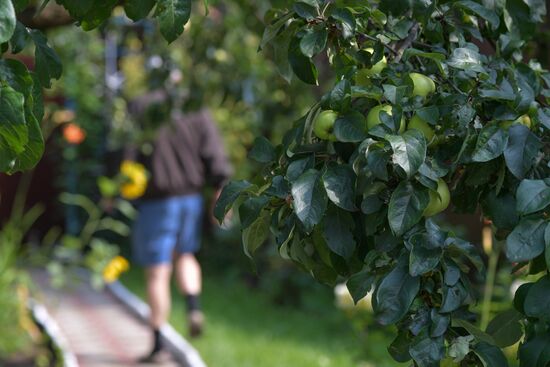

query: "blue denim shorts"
xmin=132 ymin=194 xmax=203 ymax=266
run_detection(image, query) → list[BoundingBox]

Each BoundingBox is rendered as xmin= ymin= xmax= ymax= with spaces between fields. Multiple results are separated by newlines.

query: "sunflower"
xmin=102 ymin=256 xmax=130 ymax=283
xmin=119 ymin=160 xmax=148 ymax=199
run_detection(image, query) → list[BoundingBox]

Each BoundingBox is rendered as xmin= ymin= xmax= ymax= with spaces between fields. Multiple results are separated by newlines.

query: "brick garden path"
xmin=34 ymin=273 xmax=181 ymax=367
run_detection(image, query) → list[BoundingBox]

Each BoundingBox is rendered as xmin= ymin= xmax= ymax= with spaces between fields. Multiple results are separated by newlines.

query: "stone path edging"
xmin=29 ymin=299 xmax=79 ymax=367
xmin=106 ymin=281 xmax=207 ymax=367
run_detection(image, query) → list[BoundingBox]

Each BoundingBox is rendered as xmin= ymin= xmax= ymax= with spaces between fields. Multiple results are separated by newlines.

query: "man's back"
xmin=142 ymin=110 xmax=231 ymax=199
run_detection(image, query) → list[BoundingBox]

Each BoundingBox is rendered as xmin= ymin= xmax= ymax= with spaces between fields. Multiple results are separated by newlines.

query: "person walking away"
xmin=129 ymin=106 xmax=231 ymax=362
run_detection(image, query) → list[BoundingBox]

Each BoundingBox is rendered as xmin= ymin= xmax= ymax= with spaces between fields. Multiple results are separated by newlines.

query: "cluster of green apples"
xmin=313 ymin=52 xmax=450 ymax=216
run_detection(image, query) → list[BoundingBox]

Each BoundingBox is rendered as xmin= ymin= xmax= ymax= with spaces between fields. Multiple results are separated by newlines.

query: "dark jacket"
xmin=136 ymin=109 xmax=232 ymax=199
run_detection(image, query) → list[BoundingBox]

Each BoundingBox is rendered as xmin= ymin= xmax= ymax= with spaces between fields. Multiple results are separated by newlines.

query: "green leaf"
xmin=242 ymin=210 xmax=270 ymax=258
xmin=0 ymin=59 xmax=33 ymax=99
xmin=524 ymin=275 xmax=550 ymax=321
xmin=505 ymin=0 xmax=536 ymax=39
xmin=265 ymin=175 xmax=289 ymax=199
xmin=472 ymin=125 xmax=508 ymax=162
xmin=440 ymin=282 xmax=468 ymax=313
xmin=519 ymin=333 xmax=550 ymax=367
xmin=409 ymin=336 xmax=444 ymax=367
xmin=409 ymin=233 xmax=443 ymax=276
xmin=11 ymin=109 xmax=43 ymax=171
xmin=506 ymin=218 xmax=546 ymax=262
xmin=482 ymin=191 xmax=519 ymax=229
xmin=479 ymin=79 xmax=516 ymax=101
xmin=154 ymin=0 xmax=191 ymax=43
xmin=321 ymin=206 xmax=356 ymax=258
xmin=272 ymin=25 xmax=293 ymax=83
xmin=260 ymin=12 xmax=293 ymax=50
xmin=12 ymin=0 xmax=29 ymax=12
xmin=452 ymin=319 xmax=495 ymax=345
xmin=388 ymin=181 xmax=429 ymax=236
xmin=386 ymin=129 xmax=427 ymax=178
xmin=124 ymin=0 xmax=156 ymax=20
xmin=504 ymin=124 xmax=541 ymax=179
xmin=333 ymin=110 xmax=367 ymax=142
xmin=55 ymin=0 xmax=93 ymax=19
xmin=9 ymin=21 xmax=30 ymax=54
xmin=474 ymin=342 xmax=509 ymax=367
xmin=375 ymin=263 xmax=420 ymax=325
xmin=402 ymin=48 xmax=446 ymax=75
xmin=383 ymin=84 xmax=409 ymax=105
xmin=239 ymin=196 xmax=270 ymax=229
xmin=291 ymin=169 xmax=327 ymax=231
xmin=455 ymin=1 xmax=500 ymax=29
xmin=331 ymin=8 xmax=355 ymax=39
xmin=430 ymin=310 xmax=450 ymax=338
xmin=30 ymin=72 xmax=43 ymax=123
xmin=293 ymin=2 xmax=317 ymax=19
xmin=447 ymin=47 xmax=485 ymax=73
xmin=346 ymin=268 xmax=375 ymax=304
xmin=329 ymin=79 xmax=351 ymax=110
xmin=545 ymin=224 xmax=550 ymax=271
xmin=0 ymin=85 xmax=28 ymax=155
xmin=449 ymin=335 xmax=474 ymax=363
xmin=30 ymin=30 xmax=62 ymax=88
xmin=0 ymin=0 xmax=16 ymax=43
xmin=288 ymin=36 xmax=318 ymax=85
xmin=299 ymin=27 xmax=327 ymax=58
xmin=516 ymin=179 xmax=550 ymax=215
xmin=486 ymin=309 xmax=523 ymax=348
xmin=513 ymin=282 xmax=533 ymax=314
xmin=248 ymin=136 xmax=276 ymax=163
xmin=322 ymin=164 xmax=357 ymax=211
xmin=286 ymin=155 xmax=314 ymax=182
xmin=389 ymin=331 xmax=413 ymax=363
xmin=79 ymin=0 xmax=118 ymax=30
xmin=214 ymin=180 xmax=252 ymax=222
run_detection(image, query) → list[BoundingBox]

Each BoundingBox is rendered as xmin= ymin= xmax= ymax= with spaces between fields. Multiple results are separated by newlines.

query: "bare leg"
xmin=175 ymin=253 xmax=204 ymax=337
xmin=146 ymin=263 xmax=173 ymax=329
xmin=174 ymin=253 xmax=201 ymax=295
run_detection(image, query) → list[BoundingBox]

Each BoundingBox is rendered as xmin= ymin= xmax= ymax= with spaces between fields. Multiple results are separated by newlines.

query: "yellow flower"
xmin=102 ymin=256 xmax=130 ymax=283
xmin=120 ymin=160 xmax=148 ymax=200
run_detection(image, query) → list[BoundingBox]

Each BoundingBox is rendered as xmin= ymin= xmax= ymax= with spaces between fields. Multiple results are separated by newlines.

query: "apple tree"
xmin=215 ymin=1 xmax=550 ymax=366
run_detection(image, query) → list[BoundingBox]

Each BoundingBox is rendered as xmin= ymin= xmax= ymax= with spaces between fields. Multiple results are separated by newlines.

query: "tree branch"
xmin=357 ymin=32 xmax=397 ymax=55
xmin=17 ymin=3 xmax=74 ymax=30
xmin=394 ymin=23 xmax=420 ymax=63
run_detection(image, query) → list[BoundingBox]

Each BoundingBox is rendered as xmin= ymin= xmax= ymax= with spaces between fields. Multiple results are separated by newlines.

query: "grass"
xmin=120 ymin=266 xmax=400 ymax=367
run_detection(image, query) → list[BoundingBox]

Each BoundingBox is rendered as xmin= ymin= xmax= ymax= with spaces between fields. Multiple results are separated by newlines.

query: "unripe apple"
xmin=409 ymin=72 xmax=436 ymax=98
xmin=499 ymin=114 xmax=532 ymax=130
xmin=407 ymin=115 xmax=434 ymax=142
xmin=423 ymin=179 xmax=450 ymax=217
xmin=366 ymin=104 xmax=406 ymax=133
xmin=355 ymin=48 xmax=387 ymax=86
xmin=313 ymin=110 xmax=338 ymax=141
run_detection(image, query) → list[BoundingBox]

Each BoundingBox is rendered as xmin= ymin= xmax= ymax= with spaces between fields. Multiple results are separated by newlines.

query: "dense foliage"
xmin=215 ymin=1 xmax=550 ymax=366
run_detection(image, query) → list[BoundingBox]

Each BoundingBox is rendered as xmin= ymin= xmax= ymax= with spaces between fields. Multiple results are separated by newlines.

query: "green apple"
xmin=355 ymin=48 xmax=387 ymax=86
xmin=515 ymin=114 xmax=532 ymax=129
xmin=500 ymin=114 xmax=532 ymax=130
xmin=366 ymin=104 xmax=406 ymax=133
xmin=313 ymin=110 xmax=338 ymax=141
xmin=423 ymin=178 xmax=450 ymax=217
xmin=409 ymin=72 xmax=436 ymax=98
xmin=407 ymin=115 xmax=435 ymax=142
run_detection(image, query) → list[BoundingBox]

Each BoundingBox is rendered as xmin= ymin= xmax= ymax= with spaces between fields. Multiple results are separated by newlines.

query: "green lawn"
xmin=120 ymin=267 xmax=400 ymax=367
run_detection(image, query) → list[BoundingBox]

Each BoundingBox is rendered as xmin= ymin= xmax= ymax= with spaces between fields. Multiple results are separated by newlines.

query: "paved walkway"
xmin=33 ymin=273 xmax=182 ymax=367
